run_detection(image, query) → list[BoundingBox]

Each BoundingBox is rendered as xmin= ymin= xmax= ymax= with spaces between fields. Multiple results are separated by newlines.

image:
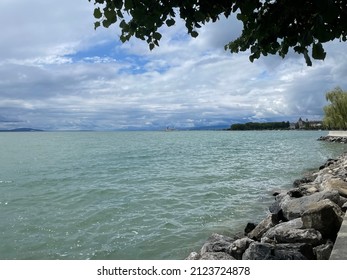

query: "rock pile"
xmin=318 ymin=135 xmax=347 ymax=143
xmin=186 ymin=153 xmax=347 ymax=260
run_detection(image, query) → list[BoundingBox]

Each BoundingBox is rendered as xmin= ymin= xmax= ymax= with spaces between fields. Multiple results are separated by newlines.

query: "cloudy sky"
xmin=1 ymin=0 xmax=347 ymax=130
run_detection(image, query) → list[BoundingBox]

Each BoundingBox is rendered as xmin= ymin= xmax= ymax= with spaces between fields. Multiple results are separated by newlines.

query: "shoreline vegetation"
xmin=228 ymin=121 xmax=291 ymax=131
xmin=227 ymin=118 xmax=323 ymax=131
xmin=186 ymin=134 xmax=347 ymax=260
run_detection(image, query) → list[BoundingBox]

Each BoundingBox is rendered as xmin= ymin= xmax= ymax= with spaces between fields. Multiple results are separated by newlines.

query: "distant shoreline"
xmin=0 ymin=128 xmax=43 ymax=132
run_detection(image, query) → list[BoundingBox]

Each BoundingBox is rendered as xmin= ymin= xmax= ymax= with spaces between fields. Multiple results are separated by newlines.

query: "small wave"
xmin=0 ymin=180 xmax=13 ymax=184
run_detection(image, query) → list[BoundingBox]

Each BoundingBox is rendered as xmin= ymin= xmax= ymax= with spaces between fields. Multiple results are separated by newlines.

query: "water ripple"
xmin=0 ymin=131 xmax=345 ymax=259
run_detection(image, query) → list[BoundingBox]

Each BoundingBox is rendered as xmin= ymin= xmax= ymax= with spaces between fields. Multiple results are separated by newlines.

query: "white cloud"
xmin=1 ymin=1 xmax=347 ymax=130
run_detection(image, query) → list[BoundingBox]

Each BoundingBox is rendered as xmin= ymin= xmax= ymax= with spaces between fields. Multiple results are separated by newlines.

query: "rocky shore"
xmin=318 ymin=135 xmax=347 ymax=143
xmin=186 ymin=152 xmax=347 ymax=260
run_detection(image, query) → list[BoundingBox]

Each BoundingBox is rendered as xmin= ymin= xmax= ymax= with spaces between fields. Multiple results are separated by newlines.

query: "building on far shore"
xmin=290 ymin=117 xmax=323 ymax=130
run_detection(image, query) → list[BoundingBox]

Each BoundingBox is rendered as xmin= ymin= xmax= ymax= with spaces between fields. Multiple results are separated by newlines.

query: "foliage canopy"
xmin=323 ymin=87 xmax=347 ymax=130
xmin=89 ymin=0 xmax=347 ymax=66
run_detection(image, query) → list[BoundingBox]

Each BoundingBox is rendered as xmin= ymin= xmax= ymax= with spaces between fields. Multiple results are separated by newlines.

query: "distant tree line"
xmin=229 ymin=121 xmax=290 ymax=131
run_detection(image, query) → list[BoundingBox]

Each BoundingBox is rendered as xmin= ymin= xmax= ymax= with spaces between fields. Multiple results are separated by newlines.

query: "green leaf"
xmin=94 ymin=21 xmax=101 ymax=30
xmin=124 ymin=0 xmax=133 ymax=10
xmin=166 ymin=18 xmax=175 ymax=27
xmin=312 ymin=42 xmax=326 ymax=60
xmin=303 ymin=50 xmax=312 ymax=66
xmin=190 ymin=31 xmax=199 ymax=38
xmin=103 ymin=20 xmax=112 ymax=28
xmin=116 ymin=9 xmax=124 ymax=18
xmin=119 ymin=20 xmax=127 ymax=29
xmin=195 ymin=11 xmax=206 ymax=22
xmin=149 ymin=43 xmax=155 ymax=51
xmin=249 ymin=50 xmax=260 ymax=62
xmin=152 ymin=32 xmax=162 ymax=41
xmin=104 ymin=9 xmax=116 ymax=21
xmin=93 ymin=8 xmax=102 ymax=19
xmin=114 ymin=0 xmax=123 ymax=9
xmin=236 ymin=13 xmax=247 ymax=21
xmin=195 ymin=22 xmax=202 ymax=28
xmin=120 ymin=35 xmax=128 ymax=43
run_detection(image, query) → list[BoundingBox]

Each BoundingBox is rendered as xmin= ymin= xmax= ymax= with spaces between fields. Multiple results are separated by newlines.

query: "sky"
xmin=1 ymin=0 xmax=347 ymax=131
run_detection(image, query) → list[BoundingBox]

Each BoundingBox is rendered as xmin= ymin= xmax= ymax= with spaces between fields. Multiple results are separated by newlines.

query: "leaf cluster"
xmin=90 ymin=0 xmax=232 ymax=50
xmin=90 ymin=0 xmax=347 ymax=65
xmin=226 ymin=0 xmax=347 ymax=66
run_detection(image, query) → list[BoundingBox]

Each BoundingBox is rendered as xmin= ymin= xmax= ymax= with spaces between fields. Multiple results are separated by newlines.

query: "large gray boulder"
xmin=227 ymin=237 xmax=253 ymax=260
xmin=269 ymin=200 xmax=285 ymax=222
xmin=342 ymin=201 xmax=347 ymax=212
xmin=244 ymin=222 xmax=257 ymax=235
xmin=261 ymin=218 xmax=322 ymax=245
xmin=200 ymin=252 xmax=236 ymax=260
xmin=262 ymin=227 xmax=322 ymax=245
xmin=186 ymin=251 xmax=236 ymax=260
xmin=321 ymin=178 xmax=347 ymax=197
xmin=242 ymin=242 xmax=313 ymax=260
xmin=318 ymin=158 xmax=338 ymax=170
xmin=298 ymin=184 xmax=320 ymax=196
xmin=262 ymin=218 xmax=303 ymax=240
xmin=280 ymin=190 xmax=341 ymax=220
xmin=185 ymin=252 xmax=201 ymax=260
xmin=313 ymin=241 xmax=334 ymax=260
xmin=247 ymin=214 xmax=278 ymax=240
xmin=302 ymin=199 xmax=344 ymax=239
xmin=200 ymin=233 xmax=234 ymax=254
xmin=293 ymin=175 xmax=316 ymax=187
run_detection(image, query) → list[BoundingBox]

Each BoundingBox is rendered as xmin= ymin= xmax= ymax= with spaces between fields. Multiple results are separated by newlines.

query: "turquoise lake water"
xmin=0 ymin=130 xmax=345 ymax=259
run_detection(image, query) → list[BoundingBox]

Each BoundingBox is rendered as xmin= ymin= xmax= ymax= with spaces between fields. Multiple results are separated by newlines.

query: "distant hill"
xmin=181 ymin=125 xmax=230 ymax=131
xmin=0 ymin=128 xmax=44 ymax=132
